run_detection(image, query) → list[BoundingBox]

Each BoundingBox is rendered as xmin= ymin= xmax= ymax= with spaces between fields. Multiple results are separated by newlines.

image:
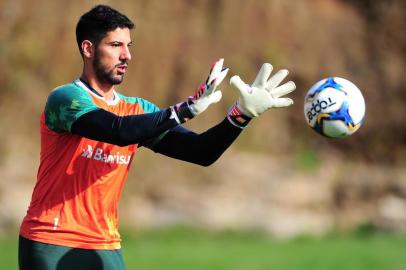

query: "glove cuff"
xmin=170 ymin=101 xmax=195 ymax=124
xmin=227 ymin=102 xmax=252 ymax=129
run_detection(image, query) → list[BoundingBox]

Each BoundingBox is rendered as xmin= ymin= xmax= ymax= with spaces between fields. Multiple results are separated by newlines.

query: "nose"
xmin=120 ymin=46 xmax=131 ymax=62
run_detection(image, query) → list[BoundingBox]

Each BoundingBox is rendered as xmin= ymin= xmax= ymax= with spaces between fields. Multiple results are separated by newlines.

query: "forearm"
xmin=151 ymin=118 xmax=246 ymax=166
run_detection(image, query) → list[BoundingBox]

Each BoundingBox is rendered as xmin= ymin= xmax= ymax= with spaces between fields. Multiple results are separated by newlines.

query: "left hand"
xmin=226 ymin=63 xmax=296 ymax=128
xmin=230 ymin=63 xmax=296 ymax=118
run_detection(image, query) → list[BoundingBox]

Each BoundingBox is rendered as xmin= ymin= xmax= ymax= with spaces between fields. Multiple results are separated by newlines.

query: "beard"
xmin=93 ymin=49 xmax=126 ymax=85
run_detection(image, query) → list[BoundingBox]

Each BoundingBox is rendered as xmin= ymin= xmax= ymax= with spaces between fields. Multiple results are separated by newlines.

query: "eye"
xmin=111 ymin=42 xmax=121 ymax=47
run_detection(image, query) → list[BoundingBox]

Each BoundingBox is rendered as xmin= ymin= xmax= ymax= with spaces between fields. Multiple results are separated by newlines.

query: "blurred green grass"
xmin=1 ymin=227 xmax=406 ymax=270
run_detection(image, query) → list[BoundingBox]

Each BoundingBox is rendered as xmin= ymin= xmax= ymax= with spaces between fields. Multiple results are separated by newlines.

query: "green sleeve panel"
xmin=45 ymin=83 xmax=99 ymax=133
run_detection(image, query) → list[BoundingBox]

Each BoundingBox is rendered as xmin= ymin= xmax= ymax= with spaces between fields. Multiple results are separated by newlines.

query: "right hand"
xmin=188 ymin=58 xmax=229 ymax=116
xmin=171 ymin=58 xmax=229 ymax=123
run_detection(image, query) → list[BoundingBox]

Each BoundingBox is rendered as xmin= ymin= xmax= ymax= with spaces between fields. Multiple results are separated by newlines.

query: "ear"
xmin=81 ymin=40 xmax=94 ymax=59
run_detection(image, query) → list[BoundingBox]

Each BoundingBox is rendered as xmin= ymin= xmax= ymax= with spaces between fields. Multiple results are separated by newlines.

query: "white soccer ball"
xmin=304 ymin=77 xmax=365 ymax=138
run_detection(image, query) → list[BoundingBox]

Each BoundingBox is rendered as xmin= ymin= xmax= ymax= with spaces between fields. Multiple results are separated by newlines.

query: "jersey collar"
xmin=74 ymin=79 xmax=120 ymax=106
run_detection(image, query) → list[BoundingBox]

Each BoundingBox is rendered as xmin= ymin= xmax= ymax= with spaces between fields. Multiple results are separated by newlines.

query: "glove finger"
xmin=213 ymin=67 xmax=229 ymax=87
xmin=272 ymin=97 xmax=294 ymax=107
xmin=206 ymin=79 xmax=217 ymax=95
xmin=230 ymin=75 xmax=249 ymax=98
xmin=271 ymin=81 xmax=296 ymax=98
xmin=207 ymin=58 xmax=224 ymax=84
xmin=267 ymin=69 xmax=289 ymax=91
xmin=252 ymin=63 xmax=273 ymax=88
xmin=209 ymin=90 xmax=222 ymax=104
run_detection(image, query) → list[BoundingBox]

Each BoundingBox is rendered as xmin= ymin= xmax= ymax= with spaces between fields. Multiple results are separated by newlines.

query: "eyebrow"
xmin=108 ymin=41 xmax=133 ymax=46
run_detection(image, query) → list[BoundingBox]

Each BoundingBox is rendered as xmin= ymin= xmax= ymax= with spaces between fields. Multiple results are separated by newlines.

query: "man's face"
xmin=93 ymin=27 xmax=132 ymax=85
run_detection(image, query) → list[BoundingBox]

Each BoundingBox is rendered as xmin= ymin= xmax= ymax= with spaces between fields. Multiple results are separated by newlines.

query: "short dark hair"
xmin=76 ymin=5 xmax=135 ymax=56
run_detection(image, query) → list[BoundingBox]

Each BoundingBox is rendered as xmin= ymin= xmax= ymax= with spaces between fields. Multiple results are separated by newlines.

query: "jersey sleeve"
xmin=45 ymin=84 xmax=99 ymax=133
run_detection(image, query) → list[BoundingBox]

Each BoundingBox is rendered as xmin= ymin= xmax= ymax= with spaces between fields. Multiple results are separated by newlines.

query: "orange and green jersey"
xmin=20 ymin=79 xmax=160 ymax=250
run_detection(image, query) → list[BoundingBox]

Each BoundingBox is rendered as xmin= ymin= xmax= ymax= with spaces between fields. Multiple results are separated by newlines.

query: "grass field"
xmin=2 ymin=227 xmax=406 ymax=270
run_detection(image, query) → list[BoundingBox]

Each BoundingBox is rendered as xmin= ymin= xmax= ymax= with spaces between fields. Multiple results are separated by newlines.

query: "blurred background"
xmin=0 ymin=0 xmax=405 ymax=269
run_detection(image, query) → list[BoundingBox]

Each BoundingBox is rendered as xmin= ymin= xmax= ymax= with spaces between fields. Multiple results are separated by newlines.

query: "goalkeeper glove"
xmin=170 ymin=58 xmax=229 ymax=123
xmin=227 ymin=63 xmax=296 ymax=128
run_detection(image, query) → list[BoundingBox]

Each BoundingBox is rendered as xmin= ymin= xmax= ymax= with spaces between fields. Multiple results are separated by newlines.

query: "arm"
xmin=146 ymin=118 xmax=246 ymax=167
xmin=146 ymin=62 xmax=297 ymax=166
xmin=71 ymin=108 xmax=182 ymax=147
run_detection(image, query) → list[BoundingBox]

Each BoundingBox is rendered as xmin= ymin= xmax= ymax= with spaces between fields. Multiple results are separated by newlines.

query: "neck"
xmin=80 ymin=72 xmax=115 ymax=101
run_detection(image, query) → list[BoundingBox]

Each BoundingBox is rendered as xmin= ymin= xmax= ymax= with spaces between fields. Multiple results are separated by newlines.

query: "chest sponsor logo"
xmin=81 ymin=145 xmax=131 ymax=165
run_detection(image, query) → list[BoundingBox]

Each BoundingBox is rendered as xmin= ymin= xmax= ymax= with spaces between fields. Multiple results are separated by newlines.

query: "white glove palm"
xmin=230 ymin=63 xmax=296 ymax=117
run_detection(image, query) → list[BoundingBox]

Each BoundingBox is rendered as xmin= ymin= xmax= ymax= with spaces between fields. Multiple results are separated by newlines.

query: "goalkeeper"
xmin=18 ymin=4 xmax=296 ymax=270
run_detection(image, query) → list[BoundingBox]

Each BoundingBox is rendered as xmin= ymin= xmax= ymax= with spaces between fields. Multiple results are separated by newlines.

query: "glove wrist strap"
xmin=227 ymin=102 xmax=252 ymax=129
xmin=170 ymin=101 xmax=195 ymax=124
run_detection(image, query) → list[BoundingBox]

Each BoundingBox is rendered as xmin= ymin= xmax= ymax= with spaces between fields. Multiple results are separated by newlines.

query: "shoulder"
xmin=47 ymin=82 xmax=93 ymax=104
xmin=46 ymin=81 xmax=98 ymax=113
xmin=116 ymin=93 xmax=160 ymax=113
xmin=45 ymin=81 xmax=98 ymax=133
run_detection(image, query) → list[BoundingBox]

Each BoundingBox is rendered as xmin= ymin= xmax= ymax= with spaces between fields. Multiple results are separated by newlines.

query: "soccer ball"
xmin=304 ymin=77 xmax=365 ymax=138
